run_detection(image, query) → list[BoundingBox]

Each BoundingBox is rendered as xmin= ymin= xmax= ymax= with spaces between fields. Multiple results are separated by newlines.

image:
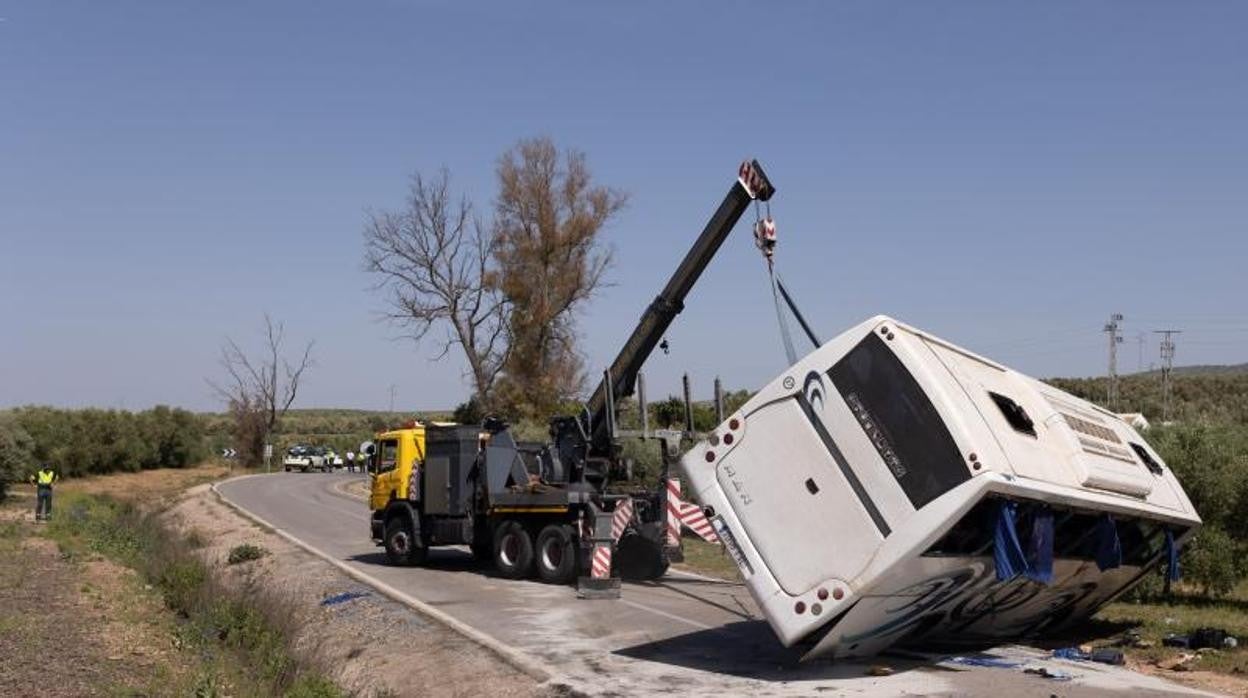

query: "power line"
xmin=1155 ymin=330 xmax=1181 ymax=422
xmin=1103 ymin=313 xmax=1124 ymax=409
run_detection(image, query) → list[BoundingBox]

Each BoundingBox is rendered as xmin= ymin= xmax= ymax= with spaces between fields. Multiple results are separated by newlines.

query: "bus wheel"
xmin=535 ymin=524 xmax=577 ymax=584
xmin=493 ymin=520 xmax=534 ymax=579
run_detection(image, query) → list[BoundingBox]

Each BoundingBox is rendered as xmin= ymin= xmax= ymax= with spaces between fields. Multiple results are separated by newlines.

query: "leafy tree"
xmin=452 ymin=397 xmax=484 ymax=426
xmin=0 ymin=413 xmax=35 ymax=499
xmin=489 ymin=137 xmax=626 ymax=419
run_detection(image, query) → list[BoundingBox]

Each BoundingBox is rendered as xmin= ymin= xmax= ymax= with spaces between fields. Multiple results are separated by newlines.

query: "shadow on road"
xmin=347 ymin=549 xmax=503 ymax=577
xmin=613 ymin=620 xmax=942 ymax=681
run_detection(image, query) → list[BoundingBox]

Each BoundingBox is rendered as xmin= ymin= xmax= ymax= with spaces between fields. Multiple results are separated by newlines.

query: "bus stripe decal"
xmin=795 ymin=394 xmax=892 ymax=537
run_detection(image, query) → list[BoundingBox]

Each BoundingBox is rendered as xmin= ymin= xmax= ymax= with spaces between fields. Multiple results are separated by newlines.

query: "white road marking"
xmin=619 ymin=599 xmax=715 ymax=631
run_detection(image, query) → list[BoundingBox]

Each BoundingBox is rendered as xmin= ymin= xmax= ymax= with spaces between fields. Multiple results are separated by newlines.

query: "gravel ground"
xmin=166 ymin=483 xmax=558 ymax=698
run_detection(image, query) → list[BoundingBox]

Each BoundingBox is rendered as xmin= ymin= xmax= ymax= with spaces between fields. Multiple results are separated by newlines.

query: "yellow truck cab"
xmin=367 ymin=422 xmax=427 ymax=515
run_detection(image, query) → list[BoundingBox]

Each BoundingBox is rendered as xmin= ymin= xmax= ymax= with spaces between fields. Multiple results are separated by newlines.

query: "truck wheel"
xmin=493 ymin=520 xmax=534 ymax=579
xmin=614 ymin=531 xmax=668 ymax=580
xmin=471 ymin=522 xmax=492 ymax=563
xmin=535 ymin=524 xmax=577 ymax=584
xmin=384 ymin=517 xmax=427 ymax=566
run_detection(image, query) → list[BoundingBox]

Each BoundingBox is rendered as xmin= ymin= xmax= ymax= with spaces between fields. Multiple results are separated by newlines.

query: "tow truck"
xmin=366 ymin=159 xmax=776 ymax=593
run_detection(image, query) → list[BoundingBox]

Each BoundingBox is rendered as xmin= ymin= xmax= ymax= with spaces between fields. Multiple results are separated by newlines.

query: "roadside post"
xmin=263 ymin=443 xmax=273 ymax=473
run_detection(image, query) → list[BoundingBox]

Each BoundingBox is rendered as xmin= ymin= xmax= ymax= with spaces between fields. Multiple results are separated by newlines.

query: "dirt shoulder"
xmin=0 ymin=506 xmax=193 ymax=695
xmin=167 ymin=480 xmax=553 ymax=697
xmin=2 ymin=465 xmax=559 ymax=698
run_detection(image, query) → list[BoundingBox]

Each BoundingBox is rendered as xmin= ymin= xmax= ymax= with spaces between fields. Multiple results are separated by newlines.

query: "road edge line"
xmin=210 ymin=477 xmax=557 ymax=685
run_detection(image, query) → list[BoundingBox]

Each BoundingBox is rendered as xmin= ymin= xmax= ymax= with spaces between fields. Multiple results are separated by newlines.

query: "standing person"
xmin=29 ymin=464 xmax=57 ymax=522
xmin=346 ymin=451 xmax=355 ymax=473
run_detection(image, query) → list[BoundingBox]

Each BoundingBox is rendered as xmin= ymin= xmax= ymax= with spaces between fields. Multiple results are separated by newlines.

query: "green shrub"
xmin=0 ymin=413 xmax=35 ymax=500
xmin=1180 ymin=525 xmax=1245 ymax=598
xmin=10 ymin=405 xmax=207 ymax=479
xmin=227 ymin=543 xmax=267 ymax=565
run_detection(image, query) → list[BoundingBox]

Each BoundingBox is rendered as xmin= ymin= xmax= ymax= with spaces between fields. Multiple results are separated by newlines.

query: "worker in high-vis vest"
xmin=30 ymin=465 xmax=57 ymax=522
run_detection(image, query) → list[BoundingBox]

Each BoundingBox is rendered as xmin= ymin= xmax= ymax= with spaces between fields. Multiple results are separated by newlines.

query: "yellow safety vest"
xmin=37 ymin=470 xmax=55 ymax=486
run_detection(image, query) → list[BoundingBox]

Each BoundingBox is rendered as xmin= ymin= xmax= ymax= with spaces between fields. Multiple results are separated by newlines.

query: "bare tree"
xmin=208 ymin=315 xmax=314 ymax=466
xmin=363 ymin=170 xmax=509 ymax=407
xmin=491 ymin=137 xmax=627 ymax=418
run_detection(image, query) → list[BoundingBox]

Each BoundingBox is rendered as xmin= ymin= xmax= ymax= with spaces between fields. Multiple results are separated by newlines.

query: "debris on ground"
xmin=1051 ymin=646 xmax=1124 ymax=665
xmin=1155 ymin=653 xmax=1198 ymax=672
xmin=1164 ymin=634 xmax=1190 ymax=648
xmin=947 ymin=655 xmax=1022 ymax=669
xmin=866 ymin=665 xmax=893 ymax=676
xmin=1116 ymin=629 xmax=1154 ymax=649
xmin=1163 ymin=627 xmax=1237 ymax=650
xmin=321 ymin=590 xmax=370 ymax=606
xmin=1024 ymin=666 xmax=1074 ymax=681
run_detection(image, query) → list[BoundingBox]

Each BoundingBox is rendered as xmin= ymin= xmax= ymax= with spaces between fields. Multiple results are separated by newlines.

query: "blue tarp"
xmin=321 ymin=591 xmax=369 ymax=606
xmin=1166 ymin=528 xmax=1182 ymax=582
xmin=1095 ymin=514 xmax=1122 ymax=571
xmin=1026 ymin=507 xmax=1054 ymax=584
xmin=994 ymin=500 xmax=1029 ymax=581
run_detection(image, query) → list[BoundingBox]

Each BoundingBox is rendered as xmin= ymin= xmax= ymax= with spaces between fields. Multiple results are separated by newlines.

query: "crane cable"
xmin=753 ymin=200 xmax=798 ymax=366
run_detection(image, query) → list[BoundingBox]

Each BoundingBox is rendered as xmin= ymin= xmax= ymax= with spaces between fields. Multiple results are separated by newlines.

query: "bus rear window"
xmin=830 ymin=333 xmax=969 ymax=509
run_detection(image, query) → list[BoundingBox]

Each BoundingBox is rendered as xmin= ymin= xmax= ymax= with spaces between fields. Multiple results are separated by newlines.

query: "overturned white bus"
xmin=679 ymin=315 xmax=1200 ymax=659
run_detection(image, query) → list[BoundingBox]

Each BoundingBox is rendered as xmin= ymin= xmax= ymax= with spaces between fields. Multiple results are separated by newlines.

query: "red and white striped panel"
xmin=610 ymin=499 xmax=634 ymax=542
xmin=665 ymin=479 xmax=682 ymax=547
xmin=679 ymin=501 xmax=720 ymax=543
xmin=590 ymin=543 xmax=612 ymax=579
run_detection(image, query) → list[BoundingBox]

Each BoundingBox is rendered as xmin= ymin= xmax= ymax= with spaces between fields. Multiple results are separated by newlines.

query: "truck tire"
xmin=493 ymin=520 xmax=534 ymax=579
xmin=614 ymin=531 xmax=669 ymax=580
xmin=534 ymin=524 xmax=577 ymax=584
xmin=384 ymin=517 xmax=427 ymax=566
xmin=470 ymin=519 xmax=492 ymax=563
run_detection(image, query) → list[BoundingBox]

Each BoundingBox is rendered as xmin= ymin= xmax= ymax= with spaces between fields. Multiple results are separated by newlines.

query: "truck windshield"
xmin=830 ymin=333 xmax=968 ymax=509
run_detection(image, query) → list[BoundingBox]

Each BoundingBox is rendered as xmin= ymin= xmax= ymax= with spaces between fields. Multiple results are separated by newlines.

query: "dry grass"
xmin=42 ymin=489 xmax=341 ymax=697
xmin=675 ymin=537 xmax=742 ymax=581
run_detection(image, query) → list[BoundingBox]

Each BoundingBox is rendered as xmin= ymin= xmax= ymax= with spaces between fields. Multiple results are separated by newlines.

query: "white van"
xmin=679 ymin=315 xmax=1200 ymax=659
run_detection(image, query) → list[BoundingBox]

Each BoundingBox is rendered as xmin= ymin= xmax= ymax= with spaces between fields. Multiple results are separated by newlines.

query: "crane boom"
xmin=584 ymin=159 xmax=775 ymax=454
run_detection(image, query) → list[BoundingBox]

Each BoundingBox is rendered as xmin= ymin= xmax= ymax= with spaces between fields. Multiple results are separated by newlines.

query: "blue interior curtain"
xmin=994 ymin=500 xmax=1029 ymax=581
xmin=1026 ymin=506 xmax=1055 ymax=584
xmin=1096 ymin=514 xmax=1122 ymax=571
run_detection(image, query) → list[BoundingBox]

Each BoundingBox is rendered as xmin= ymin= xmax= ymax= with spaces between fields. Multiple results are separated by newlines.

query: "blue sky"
xmin=2 ymin=2 xmax=1246 ymax=412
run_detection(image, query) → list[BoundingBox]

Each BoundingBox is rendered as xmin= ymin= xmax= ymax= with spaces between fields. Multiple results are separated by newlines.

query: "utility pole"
xmin=1103 ymin=313 xmax=1124 ymax=409
xmin=1136 ymin=332 xmax=1146 ymax=373
xmin=1155 ymin=330 xmax=1181 ymax=423
xmin=388 ymin=384 xmax=397 ymax=412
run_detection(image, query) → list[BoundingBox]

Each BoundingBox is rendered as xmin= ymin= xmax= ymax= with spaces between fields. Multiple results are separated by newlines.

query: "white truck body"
xmin=679 ymin=315 xmax=1200 ymax=659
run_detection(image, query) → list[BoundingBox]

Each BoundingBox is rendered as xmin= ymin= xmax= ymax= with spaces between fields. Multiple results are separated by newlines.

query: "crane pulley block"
xmin=738 ymin=159 xmax=776 ymax=201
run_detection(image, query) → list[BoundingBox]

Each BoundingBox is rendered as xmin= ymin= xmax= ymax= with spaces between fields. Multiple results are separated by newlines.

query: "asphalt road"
xmin=218 ymin=472 xmax=1211 ymax=697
